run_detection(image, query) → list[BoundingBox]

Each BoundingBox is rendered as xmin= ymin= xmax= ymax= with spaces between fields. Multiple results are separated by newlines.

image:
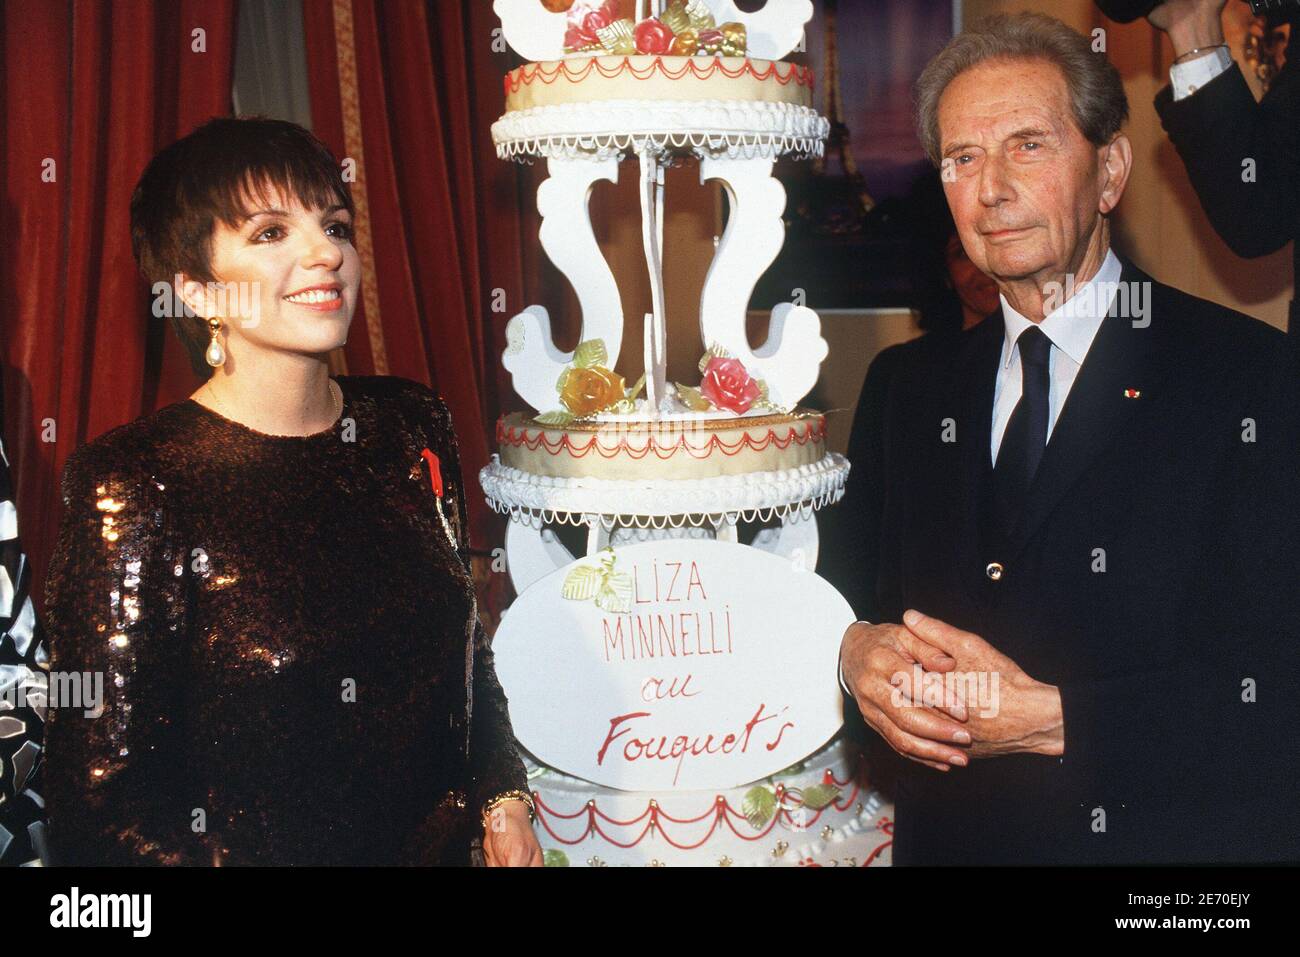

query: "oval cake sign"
xmin=493 ymin=538 xmax=852 ymax=791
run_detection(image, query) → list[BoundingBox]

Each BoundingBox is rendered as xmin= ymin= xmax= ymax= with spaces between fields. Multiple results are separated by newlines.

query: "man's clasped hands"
xmin=839 ymin=609 xmax=1066 ymax=770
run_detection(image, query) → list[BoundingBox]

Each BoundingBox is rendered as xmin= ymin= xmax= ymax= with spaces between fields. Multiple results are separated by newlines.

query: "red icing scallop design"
xmin=504 ymin=55 xmax=816 ymax=98
xmin=496 ymin=416 xmax=828 ymax=461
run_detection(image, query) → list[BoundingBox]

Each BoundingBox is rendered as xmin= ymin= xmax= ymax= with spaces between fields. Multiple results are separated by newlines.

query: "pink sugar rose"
xmin=699 ymin=356 xmax=760 ymax=414
xmin=564 ymin=2 xmax=614 ymax=48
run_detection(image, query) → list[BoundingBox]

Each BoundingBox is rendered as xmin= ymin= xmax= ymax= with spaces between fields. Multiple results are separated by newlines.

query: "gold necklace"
xmin=327 ymin=378 xmax=342 ymax=420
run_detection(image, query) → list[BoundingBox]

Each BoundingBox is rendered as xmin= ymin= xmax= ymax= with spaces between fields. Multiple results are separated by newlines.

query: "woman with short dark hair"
xmin=43 ymin=116 xmax=542 ymax=866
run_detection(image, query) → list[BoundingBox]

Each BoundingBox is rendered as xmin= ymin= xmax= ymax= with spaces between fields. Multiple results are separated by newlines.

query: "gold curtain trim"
xmin=333 ymin=0 xmax=388 ymax=374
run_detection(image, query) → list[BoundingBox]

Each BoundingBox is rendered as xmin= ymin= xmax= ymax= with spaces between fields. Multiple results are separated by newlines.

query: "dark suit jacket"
xmin=831 ymin=255 xmax=1300 ymax=864
xmin=1155 ymin=59 xmax=1300 ymax=335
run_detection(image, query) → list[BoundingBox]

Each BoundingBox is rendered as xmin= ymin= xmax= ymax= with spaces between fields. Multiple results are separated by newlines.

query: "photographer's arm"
xmin=0 ymin=432 xmax=47 ymax=866
xmin=1152 ymin=1 xmax=1300 ymax=257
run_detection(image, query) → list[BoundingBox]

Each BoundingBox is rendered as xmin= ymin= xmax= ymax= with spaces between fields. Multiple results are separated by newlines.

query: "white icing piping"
xmin=479 ymin=454 xmax=849 ymax=520
xmin=483 ymin=493 xmax=845 ymax=531
xmin=493 ymin=99 xmax=829 ymax=162
xmin=497 ymin=133 xmax=826 ymax=162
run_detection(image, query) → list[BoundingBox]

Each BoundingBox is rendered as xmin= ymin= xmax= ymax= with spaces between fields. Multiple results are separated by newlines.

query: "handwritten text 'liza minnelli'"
xmin=594 ymin=559 xmax=795 ymax=785
xmin=601 ymin=558 xmax=734 ymax=662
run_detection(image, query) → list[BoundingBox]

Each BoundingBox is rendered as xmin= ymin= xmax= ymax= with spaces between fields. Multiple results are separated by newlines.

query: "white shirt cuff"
xmin=839 ymin=620 xmax=872 ymax=698
xmin=1170 ymin=46 xmax=1232 ymax=101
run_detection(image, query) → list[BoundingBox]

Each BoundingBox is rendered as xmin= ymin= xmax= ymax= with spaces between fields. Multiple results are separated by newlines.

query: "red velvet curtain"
xmin=1 ymin=0 xmax=238 ymax=613
xmin=301 ymin=0 xmax=544 ymax=555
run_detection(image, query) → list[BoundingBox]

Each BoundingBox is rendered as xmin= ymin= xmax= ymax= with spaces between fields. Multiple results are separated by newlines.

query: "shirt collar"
xmin=998 ymin=248 xmax=1122 ymax=368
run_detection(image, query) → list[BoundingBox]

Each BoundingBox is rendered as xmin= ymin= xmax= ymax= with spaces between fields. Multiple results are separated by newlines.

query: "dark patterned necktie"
xmin=993 ymin=325 xmax=1052 ymax=534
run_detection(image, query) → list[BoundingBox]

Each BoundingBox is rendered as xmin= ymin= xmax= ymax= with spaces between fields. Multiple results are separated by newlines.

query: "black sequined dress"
xmin=43 ymin=376 xmax=527 ymax=865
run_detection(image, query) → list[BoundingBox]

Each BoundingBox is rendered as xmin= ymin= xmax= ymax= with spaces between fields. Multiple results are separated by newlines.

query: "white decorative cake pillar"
xmin=503 ymin=156 xmax=624 ymax=415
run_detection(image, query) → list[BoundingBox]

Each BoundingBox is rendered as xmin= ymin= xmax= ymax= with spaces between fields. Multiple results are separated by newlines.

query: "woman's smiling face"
xmin=182 ymin=182 xmax=361 ymax=361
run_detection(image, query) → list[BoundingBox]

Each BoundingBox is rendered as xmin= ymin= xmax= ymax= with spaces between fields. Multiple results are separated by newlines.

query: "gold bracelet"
xmin=481 ymin=789 xmax=535 ymax=831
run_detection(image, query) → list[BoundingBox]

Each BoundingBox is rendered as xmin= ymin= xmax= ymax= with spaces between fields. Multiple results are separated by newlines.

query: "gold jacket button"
xmin=985 ymin=562 xmax=1004 ymax=581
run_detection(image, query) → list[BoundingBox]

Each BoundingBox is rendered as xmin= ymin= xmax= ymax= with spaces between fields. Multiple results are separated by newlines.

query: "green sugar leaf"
xmin=742 ymin=785 xmax=777 ymax=830
xmin=573 ymin=338 xmax=608 ymax=369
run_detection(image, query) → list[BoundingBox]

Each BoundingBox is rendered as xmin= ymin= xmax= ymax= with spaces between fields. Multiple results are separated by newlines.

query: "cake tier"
xmin=495 ymin=55 xmax=828 ymax=160
xmin=503 ymin=55 xmax=815 ymax=113
xmin=497 ymin=409 xmax=828 ymax=481
xmin=527 ymin=735 xmax=894 ymax=867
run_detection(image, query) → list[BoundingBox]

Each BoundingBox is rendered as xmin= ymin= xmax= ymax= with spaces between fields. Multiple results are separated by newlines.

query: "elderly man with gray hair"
xmin=836 ymin=12 xmax=1299 ymax=865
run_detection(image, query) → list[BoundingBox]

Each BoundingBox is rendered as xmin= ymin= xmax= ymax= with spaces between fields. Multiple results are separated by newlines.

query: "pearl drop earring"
xmin=205 ymin=317 xmax=226 ymax=368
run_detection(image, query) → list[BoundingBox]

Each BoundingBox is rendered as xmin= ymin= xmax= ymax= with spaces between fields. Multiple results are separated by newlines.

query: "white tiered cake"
xmin=483 ymin=0 xmax=893 ymax=867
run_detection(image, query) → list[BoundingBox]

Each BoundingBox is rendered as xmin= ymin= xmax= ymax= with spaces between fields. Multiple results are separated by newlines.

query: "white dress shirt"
xmin=1170 ymin=45 xmax=1232 ymax=100
xmin=990 ymin=248 xmax=1121 ymax=466
xmin=839 ymin=248 xmax=1122 ymax=697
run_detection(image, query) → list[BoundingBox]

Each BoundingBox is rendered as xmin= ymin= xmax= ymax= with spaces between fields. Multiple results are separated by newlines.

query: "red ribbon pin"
xmin=420 ymin=447 xmax=444 ymax=498
xmin=420 ymin=447 xmax=458 ymax=550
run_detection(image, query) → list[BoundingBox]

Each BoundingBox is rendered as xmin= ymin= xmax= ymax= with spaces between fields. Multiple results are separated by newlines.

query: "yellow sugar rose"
xmin=560 ymin=365 xmax=626 ymax=417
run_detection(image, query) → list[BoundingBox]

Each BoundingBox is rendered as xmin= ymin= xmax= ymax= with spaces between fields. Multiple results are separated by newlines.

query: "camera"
xmin=1248 ymin=0 xmax=1300 ymax=13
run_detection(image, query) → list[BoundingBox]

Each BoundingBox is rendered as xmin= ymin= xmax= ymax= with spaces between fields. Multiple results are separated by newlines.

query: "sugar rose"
xmin=561 ymin=365 xmax=626 ymax=417
xmin=700 ymin=356 xmax=760 ymax=414
xmin=634 ymin=17 xmax=675 ymax=54
xmin=564 ymin=2 xmax=616 ymax=48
